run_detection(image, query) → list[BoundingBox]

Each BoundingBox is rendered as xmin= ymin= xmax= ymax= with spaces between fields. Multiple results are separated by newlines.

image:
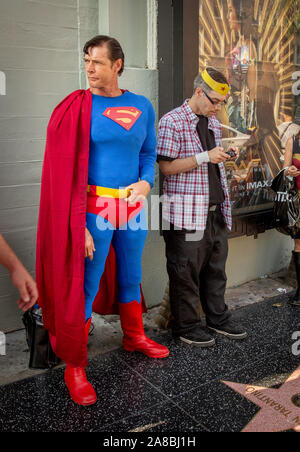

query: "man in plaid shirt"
xmin=157 ymin=67 xmax=247 ymax=346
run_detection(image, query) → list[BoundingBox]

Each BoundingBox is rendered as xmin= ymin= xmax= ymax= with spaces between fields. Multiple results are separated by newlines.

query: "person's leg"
xmin=163 ymin=224 xmax=213 ymax=341
xmin=64 ymin=317 xmax=97 ymax=406
xmin=294 ymin=239 xmax=300 ymax=252
xmin=291 ymin=238 xmax=300 ymax=306
xmin=113 ymin=210 xmax=147 ymax=305
xmin=199 ymin=210 xmax=231 ymax=326
xmin=84 ymin=213 xmax=114 ymax=321
xmin=202 ymin=209 xmax=247 ymax=339
xmin=114 ymin=210 xmax=169 ymax=358
xmin=65 ymin=213 xmax=114 ymax=406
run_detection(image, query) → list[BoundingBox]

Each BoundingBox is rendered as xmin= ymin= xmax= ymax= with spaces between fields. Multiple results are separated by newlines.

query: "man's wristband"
xmin=195 ymin=151 xmax=210 ymax=166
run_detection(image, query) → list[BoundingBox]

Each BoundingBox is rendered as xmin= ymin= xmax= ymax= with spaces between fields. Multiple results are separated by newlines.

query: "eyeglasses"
xmin=203 ymin=90 xmax=227 ymax=107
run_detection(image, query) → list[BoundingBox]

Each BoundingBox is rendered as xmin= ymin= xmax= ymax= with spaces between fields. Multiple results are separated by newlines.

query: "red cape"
xmin=36 ymin=89 xmax=146 ymax=367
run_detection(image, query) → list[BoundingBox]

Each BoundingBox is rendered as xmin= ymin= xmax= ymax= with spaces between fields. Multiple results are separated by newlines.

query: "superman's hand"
xmin=85 ymin=227 xmax=96 ymax=261
xmin=125 ymin=180 xmax=151 ymax=204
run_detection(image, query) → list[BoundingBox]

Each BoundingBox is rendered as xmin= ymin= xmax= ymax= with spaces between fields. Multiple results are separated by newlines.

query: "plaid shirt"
xmin=157 ymin=100 xmax=232 ymax=231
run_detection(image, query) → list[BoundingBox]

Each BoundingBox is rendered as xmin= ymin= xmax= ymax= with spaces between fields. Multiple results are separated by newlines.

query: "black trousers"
xmin=163 ymin=207 xmax=231 ymax=336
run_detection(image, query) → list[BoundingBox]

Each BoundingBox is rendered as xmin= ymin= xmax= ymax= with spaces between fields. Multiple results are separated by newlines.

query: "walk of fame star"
xmin=222 ymin=366 xmax=300 ymax=432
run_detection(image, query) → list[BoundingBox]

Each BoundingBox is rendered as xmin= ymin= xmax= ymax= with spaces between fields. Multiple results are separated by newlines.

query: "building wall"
xmin=99 ymin=0 xmax=148 ymax=68
xmin=227 ymin=230 xmax=292 ymax=288
xmin=0 ymin=0 xmax=98 ymax=331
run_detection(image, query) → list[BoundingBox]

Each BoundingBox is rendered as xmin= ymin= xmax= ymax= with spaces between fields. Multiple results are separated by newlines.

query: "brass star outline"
xmin=222 ymin=366 xmax=300 ymax=432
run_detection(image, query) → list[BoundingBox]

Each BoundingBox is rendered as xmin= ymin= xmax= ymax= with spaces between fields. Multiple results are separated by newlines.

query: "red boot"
xmin=119 ymin=301 xmax=170 ymax=358
xmin=64 ymin=318 xmax=97 ymax=406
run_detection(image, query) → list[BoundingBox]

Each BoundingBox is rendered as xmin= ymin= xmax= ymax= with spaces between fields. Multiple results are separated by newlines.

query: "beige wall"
xmin=0 ymin=0 xmax=99 ymax=331
xmin=227 ymin=230 xmax=292 ymax=288
xmin=99 ymin=0 xmax=148 ymax=68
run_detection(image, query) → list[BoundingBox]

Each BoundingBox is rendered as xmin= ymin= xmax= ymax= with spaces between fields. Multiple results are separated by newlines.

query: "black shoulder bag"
xmin=22 ymin=306 xmax=61 ymax=369
xmin=271 ymin=168 xmax=300 ymax=238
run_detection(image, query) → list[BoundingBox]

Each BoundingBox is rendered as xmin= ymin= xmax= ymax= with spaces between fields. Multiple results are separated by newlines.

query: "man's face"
xmin=196 ymin=88 xmax=226 ymax=117
xmin=84 ymin=45 xmax=122 ymax=90
xmin=227 ymin=0 xmax=239 ymax=32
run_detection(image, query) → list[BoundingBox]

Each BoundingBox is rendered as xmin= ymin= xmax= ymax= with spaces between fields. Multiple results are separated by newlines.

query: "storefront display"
xmin=199 ymin=0 xmax=300 ymax=215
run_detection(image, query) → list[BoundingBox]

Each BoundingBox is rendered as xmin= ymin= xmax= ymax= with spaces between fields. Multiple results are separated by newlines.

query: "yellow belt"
xmin=87 ymin=185 xmax=131 ymax=199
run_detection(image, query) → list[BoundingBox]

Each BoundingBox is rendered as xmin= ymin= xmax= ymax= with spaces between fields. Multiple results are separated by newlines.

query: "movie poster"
xmin=199 ymin=0 xmax=300 ymax=215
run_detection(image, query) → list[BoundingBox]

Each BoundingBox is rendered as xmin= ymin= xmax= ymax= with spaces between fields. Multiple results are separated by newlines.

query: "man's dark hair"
xmin=83 ymin=35 xmax=125 ymax=76
xmin=194 ymin=67 xmax=229 ymax=93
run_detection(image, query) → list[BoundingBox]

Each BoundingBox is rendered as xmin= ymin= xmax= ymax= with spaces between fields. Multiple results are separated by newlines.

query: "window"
xmin=199 ymin=0 xmax=300 ymax=215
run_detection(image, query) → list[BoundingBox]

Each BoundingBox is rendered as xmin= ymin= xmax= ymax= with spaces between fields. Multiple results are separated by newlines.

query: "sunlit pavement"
xmin=0 ymin=295 xmax=299 ymax=432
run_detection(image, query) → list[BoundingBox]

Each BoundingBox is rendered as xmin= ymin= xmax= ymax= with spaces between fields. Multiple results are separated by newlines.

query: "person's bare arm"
xmin=284 ymin=138 xmax=300 ymax=177
xmin=0 ymin=234 xmax=38 ymax=311
xmin=159 ymin=146 xmax=236 ymax=176
xmin=0 ymin=233 xmax=20 ymax=271
xmin=159 ymin=155 xmax=199 ymax=176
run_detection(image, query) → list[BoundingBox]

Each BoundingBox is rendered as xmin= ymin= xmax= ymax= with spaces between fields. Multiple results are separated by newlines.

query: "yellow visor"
xmin=202 ymin=69 xmax=230 ymax=96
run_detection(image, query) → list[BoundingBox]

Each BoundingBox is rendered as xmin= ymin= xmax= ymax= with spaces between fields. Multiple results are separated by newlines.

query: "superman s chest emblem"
xmin=102 ymin=107 xmax=142 ymax=131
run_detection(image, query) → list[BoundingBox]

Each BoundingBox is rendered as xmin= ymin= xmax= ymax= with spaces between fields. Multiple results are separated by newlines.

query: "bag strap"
xmin=293 ymin=136 xmax=296 ymax=154
xmin=280 ymin=167 xmax=290 ymax=174
xmin=280 ymin=122 xmax=293 ymax=141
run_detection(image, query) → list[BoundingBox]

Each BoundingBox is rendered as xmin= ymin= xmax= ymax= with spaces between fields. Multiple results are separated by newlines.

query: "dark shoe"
xmin=291 ymin=252 xmax=300 ymax=307
xmin=179 ymin=328 xmax=215 ymax=347
xmin=207 ymin=320 xmax=247 ymax=340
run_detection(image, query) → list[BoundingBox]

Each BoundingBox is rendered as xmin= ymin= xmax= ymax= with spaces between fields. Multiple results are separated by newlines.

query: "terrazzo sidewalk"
xmin=0 ymin=294 xmax=299 ymax=432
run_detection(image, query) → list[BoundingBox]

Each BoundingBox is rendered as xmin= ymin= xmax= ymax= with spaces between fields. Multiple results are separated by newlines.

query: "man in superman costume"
xmin=36 ymin=35 xmax=169 ymax=407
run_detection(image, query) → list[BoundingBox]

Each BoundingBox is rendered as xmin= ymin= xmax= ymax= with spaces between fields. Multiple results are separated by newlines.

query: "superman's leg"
xmin=113 ymin=209 xmax=147 ymax=304
xmin=84 ymin=212 xmax=114 ymax=322
xmin=65 ymin=213 xmax=113 ymax=406
xmin=113 ymin=209 xmax=169 ymax=358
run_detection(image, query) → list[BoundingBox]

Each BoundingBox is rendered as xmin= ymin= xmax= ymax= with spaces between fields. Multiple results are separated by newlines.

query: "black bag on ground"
xmin=22 ymin=306 xmax=61 ymax=369
xmin=271 ymin=168 xmax=300 ymax=237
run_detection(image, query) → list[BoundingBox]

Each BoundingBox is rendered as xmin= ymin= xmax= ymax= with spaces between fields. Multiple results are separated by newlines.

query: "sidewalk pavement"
xmin=0 ymin=275 xmax=299 ymax=432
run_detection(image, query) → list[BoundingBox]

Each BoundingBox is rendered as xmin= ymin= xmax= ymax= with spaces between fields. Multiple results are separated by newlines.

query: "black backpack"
xmin=271 ymin=168 xmax=300 ymax=237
